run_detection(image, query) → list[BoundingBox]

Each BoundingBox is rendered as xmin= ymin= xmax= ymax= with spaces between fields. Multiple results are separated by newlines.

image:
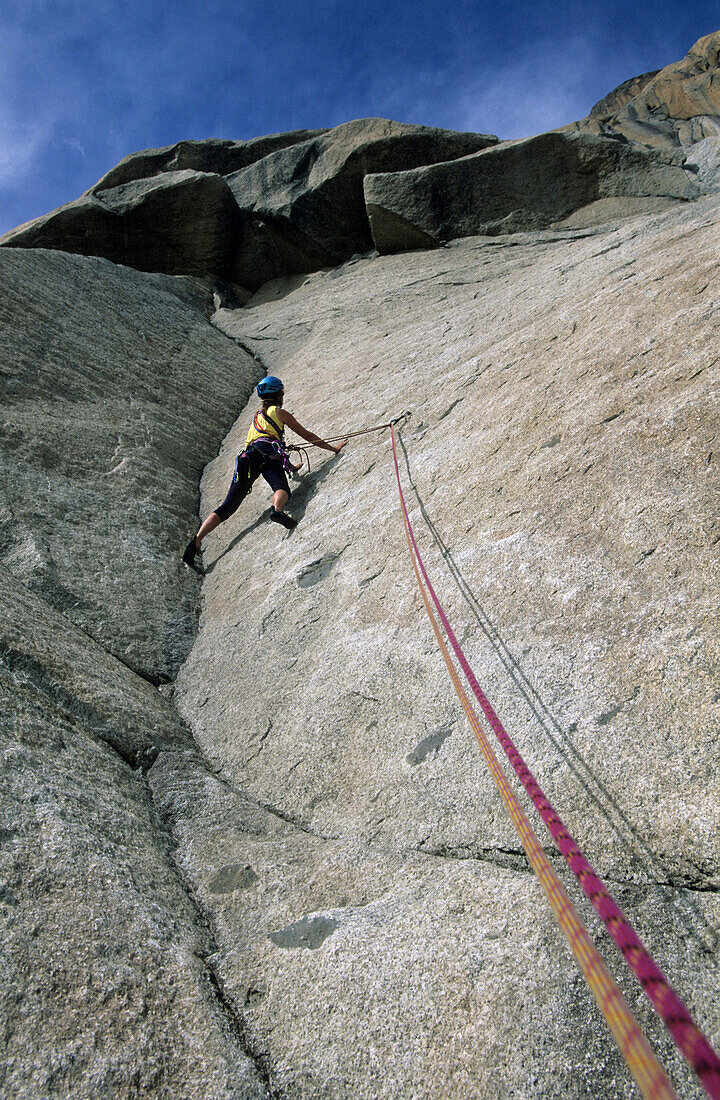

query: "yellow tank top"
xmin=246 ymin=406 xmax=284 ymax=446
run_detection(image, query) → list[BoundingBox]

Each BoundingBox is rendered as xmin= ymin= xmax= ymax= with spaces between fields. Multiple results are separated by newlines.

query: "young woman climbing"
xmin=182 ymin=375 xmax=348 ymax=571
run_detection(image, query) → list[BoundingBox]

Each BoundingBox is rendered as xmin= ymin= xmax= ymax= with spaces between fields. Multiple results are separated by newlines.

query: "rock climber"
xmin=182 ymin=375 xmax=348 ymax=571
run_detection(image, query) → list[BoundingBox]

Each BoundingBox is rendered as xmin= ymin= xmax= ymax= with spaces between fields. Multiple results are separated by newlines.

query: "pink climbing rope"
xmin=390 ymin=425 xmax=720 ymax=1100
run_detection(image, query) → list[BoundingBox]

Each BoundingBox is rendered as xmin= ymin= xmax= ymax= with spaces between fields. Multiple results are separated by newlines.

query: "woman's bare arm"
xmin=278 ymin=409 xmax=348 ymax=453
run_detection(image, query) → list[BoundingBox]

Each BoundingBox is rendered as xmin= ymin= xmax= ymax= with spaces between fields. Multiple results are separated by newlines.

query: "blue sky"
xmin=1 ymin=1 xmax=718 ymax=236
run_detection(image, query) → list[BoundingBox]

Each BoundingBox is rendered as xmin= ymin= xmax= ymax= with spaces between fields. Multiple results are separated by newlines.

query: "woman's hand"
xmin=333 ymin=439 xmax=349 ymax=453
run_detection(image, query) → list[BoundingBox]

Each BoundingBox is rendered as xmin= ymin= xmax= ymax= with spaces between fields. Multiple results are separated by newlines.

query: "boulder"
xmin=225 ymin=118 xmax=498 ymax=283
xmin=0 ymin=246 xmax=257 ymax=682
xmin=364 ymin=130 xmax=699 ymax=250
xmin=88 ymin=130 xmax=328 ymax=193
xmin=1 ymin=122 xmax=499 ymax=289
xmin=1 ymin=170 xmax=245 ymax=280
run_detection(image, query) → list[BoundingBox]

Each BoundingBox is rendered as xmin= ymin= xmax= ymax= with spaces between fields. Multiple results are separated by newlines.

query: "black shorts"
xmin=213 ymin=440 xmax=291 ymax=521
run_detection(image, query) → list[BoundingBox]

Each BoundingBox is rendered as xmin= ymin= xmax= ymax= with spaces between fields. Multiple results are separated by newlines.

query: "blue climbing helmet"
xmin=257 ymin=375 xmax=284 ymax=399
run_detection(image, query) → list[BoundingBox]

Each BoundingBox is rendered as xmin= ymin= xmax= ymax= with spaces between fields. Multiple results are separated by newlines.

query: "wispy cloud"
xmin=368 ymin=10 xmax=716 ymax=141
xmin=349 ymin=18 xmax=700 ymax=142
xmin=0 ymin=115 xmax=45 ymax=185
xmin=0 ymin=0 xmax=716 ymax=236
xmin=327 ymin=27 xmax=634 ymax=141
xmin=60 ymin=136 xmax=87 ymax=159
xmin=457 ymin=37 xmax=605 ymax=139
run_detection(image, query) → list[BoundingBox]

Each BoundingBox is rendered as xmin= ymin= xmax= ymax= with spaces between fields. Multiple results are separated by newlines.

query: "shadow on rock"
xmin=203 ymin=452 xmax=341 ymax=573
xmin=202 ymin=512 xmax=267 ymax=574
xmin=284 ymin=452 xmax=340 ymax=519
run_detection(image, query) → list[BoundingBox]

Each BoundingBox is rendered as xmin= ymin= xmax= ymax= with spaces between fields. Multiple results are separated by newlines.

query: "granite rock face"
xmin=0 ymin=247 xmax=257 ymax=682
xmin=0 ymin=567 xmax=270 ymax=1100
xmin=1 ymin=170 xmax=245 ymax=280
xmin=167 ymin=193 xmax=719 ymax=1099
xmin=364 ymin=130 xmax=699 ymax=250
xmin=0 ymin=251 xmax=271 ymax=1095
xmin=588 ymin=71 xmax=661 ymax=119
xmin=0 ymin=564 xmax=186 ymax=765
xmin=1 ymin=31 xmax=719 ymax=1100
xmin=566 ymin=30 xmax=720 ymax=154
xmin=225 ymin=118 xmax=499 ymax=285
xmin=88 ymin=130 xmax=328 ymax=193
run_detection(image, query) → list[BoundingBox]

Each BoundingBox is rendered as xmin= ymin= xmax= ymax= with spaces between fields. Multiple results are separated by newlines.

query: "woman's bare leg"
xmin=269 ymin=488 xmax=297 ymax=528
xmin=194 ymin=511 xmax=222 ymax=546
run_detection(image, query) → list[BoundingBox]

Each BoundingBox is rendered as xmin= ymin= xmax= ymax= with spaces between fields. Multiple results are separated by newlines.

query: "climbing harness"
xmin=251 ymin=407 xmax=284 ymax=443
xmin=232 ymin=399 xmax=387 ymax=498
xmin=390 ymin=424 xmax=720 ymax=1100
xmin=240 ymin=406 xmax=297 ymax=481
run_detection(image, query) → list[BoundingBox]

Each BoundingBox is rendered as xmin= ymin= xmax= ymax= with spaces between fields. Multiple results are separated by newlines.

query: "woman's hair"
xmin=262 ymin=393 xmax=283 ymax=410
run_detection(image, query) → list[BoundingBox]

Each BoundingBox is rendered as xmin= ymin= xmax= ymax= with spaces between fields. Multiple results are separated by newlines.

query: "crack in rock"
xmin=419 ymin=843 xmax=533 ymax=875
xmin=141 ymin=749 xmax=276 ymax=1097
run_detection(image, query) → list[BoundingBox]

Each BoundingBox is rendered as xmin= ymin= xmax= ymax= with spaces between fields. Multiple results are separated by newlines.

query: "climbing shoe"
xmin=269 ymin=508 xmax=298 ymax=529
xmin=182 ymin=538 xmax=203 ymax=574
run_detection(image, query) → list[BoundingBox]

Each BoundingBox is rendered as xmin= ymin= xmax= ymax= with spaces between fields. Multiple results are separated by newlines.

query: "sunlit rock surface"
xmin=1 ymin=29 xmax=719 ymax=1100
xmin=169 ymin=195 xmax=719 ymax=1099
xmin=564 ymin=30 xmax=720 ymax=154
